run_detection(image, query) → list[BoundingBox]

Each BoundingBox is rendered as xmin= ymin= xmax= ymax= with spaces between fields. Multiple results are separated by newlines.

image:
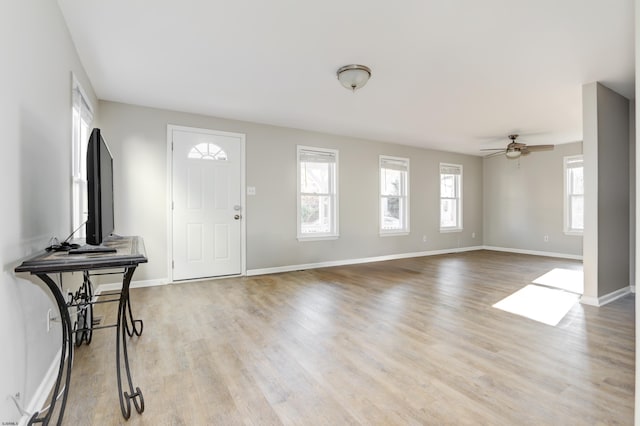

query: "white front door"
xmin=171 ymin=126 xmax=244 ymax=280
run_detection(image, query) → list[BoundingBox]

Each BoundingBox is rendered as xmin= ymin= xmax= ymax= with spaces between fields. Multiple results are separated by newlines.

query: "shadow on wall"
xmin=0 ymin=108 xmax=70 ymax=421
xmin=20 ymin=107 xmax=63 ymax=242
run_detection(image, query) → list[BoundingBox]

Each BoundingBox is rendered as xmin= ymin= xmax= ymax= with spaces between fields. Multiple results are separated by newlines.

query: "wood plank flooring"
xmin=62 ymin=250 xmax=634 ymax=425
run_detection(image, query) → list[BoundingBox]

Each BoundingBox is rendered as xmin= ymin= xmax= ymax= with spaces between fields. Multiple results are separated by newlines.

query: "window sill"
xmin=379 ymin=231 xmax=410 ymax=237
xmin=297 ymin=235 xmax=339 ymax=242
xmin=440 ymin=228 xmax=463 ymax=233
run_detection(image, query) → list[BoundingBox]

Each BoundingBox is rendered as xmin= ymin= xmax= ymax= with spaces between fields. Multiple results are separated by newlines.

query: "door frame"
xmin=166 ymin=124 xmax=247 ymax=282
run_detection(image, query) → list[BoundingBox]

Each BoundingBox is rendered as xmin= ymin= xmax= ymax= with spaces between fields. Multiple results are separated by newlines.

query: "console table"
xmin=15 ymin=235 xmax=148 ymax=425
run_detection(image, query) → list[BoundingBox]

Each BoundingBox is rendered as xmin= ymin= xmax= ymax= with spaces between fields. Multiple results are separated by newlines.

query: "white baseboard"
xmin=580 ymin=286 xmax=632 ymax=307
xmin=93 ymin=246 xmax=582 ymax=287
xmin=246 ymin=246 xmax=484 ymax=276
xmin=482 ymin=246 xmax=583 ymax=261
xmin=19 ymin=348 xmax=62 ymax=426
xmin=94 ymin=246 xmax=582 ymax=285
xmin=95 ymin=277 xmax=170 ymax=294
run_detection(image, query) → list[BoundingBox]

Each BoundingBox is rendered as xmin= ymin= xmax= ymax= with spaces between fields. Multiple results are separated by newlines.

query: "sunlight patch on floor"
xmin=532 ymin=268 xmax=583 ymax=294
xmin=492 ymin=284 xmax=580 ymax=326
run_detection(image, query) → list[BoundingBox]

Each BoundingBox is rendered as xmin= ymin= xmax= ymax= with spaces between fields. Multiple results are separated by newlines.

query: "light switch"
xmin=247 ymin=186 xmax=256 ymax=196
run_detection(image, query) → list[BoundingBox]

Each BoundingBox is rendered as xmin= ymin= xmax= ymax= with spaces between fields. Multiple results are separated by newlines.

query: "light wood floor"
xmin=62 ymin=250 xmax=634 ymax=425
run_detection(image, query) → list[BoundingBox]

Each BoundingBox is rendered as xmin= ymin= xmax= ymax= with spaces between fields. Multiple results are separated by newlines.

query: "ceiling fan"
xmin=482 ymin=134 xmax=554 ymax=159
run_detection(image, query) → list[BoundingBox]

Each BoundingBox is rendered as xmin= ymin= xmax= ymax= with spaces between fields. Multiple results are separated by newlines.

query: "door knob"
xmin=234 ymin=214 xmax=242 ymax=220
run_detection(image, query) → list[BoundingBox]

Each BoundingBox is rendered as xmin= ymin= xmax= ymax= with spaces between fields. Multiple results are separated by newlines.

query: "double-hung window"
xmin=379 ymin=155 xmax=409 ymax=235
xmin=564 ymin=155 xmax=584 ymax=235
xmin=440 ymin=163 xmax=463 ymax=231
xmin=71 ymin=77 xmax=94 ymax=238
xmin=297 ymin=146 xmax=338 ymax=240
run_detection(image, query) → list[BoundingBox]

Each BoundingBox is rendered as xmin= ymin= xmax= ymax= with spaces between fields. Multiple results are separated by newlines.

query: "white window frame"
xmin=71 ymin=75 xmax=94 ymax=239
xmin=379 ymin=155 xmax=410 ymax=236
xmin=297 ymin=145 xmax=339 ymax=241
xmin=564 ymin=155 xmax=584 ymax=235
xmin=439 ymin=163 xmax=463 ymax=232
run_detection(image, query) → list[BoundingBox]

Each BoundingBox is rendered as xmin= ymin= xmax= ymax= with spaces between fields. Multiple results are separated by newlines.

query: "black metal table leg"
xmin=74 ymin=271 xmax=94 ymax=347
xmin=124 ymin=283 xmax=143 ymax=338
xmin=115 ymin=267 xmax=145 ymax=419
xmin=29 ymin=274 xmax=74 ymax=426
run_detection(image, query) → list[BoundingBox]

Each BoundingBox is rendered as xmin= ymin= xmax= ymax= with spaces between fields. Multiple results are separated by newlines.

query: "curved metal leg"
xmin=31 ymin=274 xmax=74 ymax=426
xmin=116 ymin=267 xmax=144 ymax=419
xmin=84 ymin=271 xmax=94 ymax=345
xmin=74 ymin=271 xmax=94 ymax=346
xmin=124 ymin=292 xmax=143 ymax=337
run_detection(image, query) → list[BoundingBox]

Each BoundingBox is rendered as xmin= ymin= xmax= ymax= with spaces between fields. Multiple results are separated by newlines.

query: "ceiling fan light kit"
xmin=505 ymin=148 xmax=521 ymax=159
xmin=337 ymin=64 xmax=371 ymax=91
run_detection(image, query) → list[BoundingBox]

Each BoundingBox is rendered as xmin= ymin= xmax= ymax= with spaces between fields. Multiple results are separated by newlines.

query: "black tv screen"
xmin=86 ymin=128 xmax=114 ymax=246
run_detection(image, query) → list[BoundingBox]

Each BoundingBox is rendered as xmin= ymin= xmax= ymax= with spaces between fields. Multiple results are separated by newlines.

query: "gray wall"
xmin=583 ymin=82 xmax=632 ymax=301
xmin=632 ymin=0 xmax=640 ymax=424
xmin=98 ymin=101 xmax=483 ymax=281
xmin=630 ymin=103 xmax=636 ymax=292
xmin=482 ymin=142 xmax=583 ymax=256
xmin=1 ymin=2 xmax=97 ymax=422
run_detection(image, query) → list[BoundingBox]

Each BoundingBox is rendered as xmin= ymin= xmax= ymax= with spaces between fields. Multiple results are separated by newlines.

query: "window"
xmin=71 ymin=77 xmax=94 ymax=238
xmin=297 ymin=146 xmax=338 ymax=240
xmin=440 ymin=163 xmax=462 ymax=231
xmin=188 ymin=143 xmax=227 ymax=160
xmin=379 ymin=155 xmax=409 ymax=235
xmin=564 ymin=155 xmax=584 ymax=235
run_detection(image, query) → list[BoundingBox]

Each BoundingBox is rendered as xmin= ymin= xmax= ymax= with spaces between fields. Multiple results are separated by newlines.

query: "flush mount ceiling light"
xmin=337 ymin=64 xmax=371 ymax=91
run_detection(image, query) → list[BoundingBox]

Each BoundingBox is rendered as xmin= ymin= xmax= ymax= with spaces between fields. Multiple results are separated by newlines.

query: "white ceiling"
xmin=57 ymin=0 xmax=635 ymax=156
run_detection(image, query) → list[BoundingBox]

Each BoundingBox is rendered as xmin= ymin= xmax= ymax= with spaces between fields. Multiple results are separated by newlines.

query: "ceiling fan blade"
xmin=520 ymin=148 xmax=531 ymax=156
xmin=480 ymin=148 xmax=505 ymax=151
xmin=525 ymin=144 xmax=554 ymax=152
xmin=484 ymin=150 xmax=505 ymax=158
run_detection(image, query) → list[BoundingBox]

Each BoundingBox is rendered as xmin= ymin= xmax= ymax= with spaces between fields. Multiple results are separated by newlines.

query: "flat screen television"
xmin=71 ymin=128 xmax=117 ymax=254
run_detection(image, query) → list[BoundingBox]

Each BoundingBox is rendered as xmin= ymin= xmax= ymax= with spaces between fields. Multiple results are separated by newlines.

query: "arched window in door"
xmin=188 ymin=143 xmax=228 ymax=160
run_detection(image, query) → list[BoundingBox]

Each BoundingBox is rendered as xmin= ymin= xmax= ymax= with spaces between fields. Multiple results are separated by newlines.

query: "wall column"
xmin=581 ymin=82 xmax=631 ymax=306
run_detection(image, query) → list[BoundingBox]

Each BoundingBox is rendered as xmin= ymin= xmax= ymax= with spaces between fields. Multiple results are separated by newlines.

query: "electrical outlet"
xmin=9 ymin=392 xmax=23 ymax=415
xmin=422 ymin=235 xmax=427 ymax=243
xmin=46 ymin=309 xmax=59 ymax=332
xmin=472 ymin=232 xmax=476 ymax=239
xmin=544 ymin=235 xmax=549 ymax=242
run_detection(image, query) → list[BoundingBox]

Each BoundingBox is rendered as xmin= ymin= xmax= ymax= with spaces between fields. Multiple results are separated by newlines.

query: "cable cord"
xmin=34 ymin=384 xmax=67 ymax=415
xmin=63 ymin=220 xmax=87 ymax=243
xmin=9 ymin=393 xmax=29 ymax=417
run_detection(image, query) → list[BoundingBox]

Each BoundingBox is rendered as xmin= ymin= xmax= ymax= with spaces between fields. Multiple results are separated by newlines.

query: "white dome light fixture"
xmin=505 ymin=147 xmax=522 ymax=159
xmin=337 ymin=64 xmax=371 ymax=92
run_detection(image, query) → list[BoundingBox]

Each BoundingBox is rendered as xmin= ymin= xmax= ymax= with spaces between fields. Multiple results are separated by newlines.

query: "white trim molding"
xmin=95 ymin=246 xmax=583 ymax=287
xmin=482 ymin=245 xmax=583 ymax=261
xmin=20 ymin=348 xmax=62 ymax=426
xmin=95 ymin=277 xmax=170 ymax=294
xmin=580 ymin=286 xmax=631 ymax=307
xmin=246 ymin=246 xmax=484 ymax=276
